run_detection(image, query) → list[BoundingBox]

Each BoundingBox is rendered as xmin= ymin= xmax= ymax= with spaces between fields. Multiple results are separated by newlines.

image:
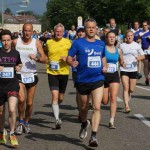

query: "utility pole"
xmin=1 ymin=0 xmax=4 ymax=29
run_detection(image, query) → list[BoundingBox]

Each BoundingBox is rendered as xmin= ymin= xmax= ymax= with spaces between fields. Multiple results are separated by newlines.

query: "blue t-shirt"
xmin=134 ymin=29 xmax=142 ymax=42
xmin=68 ymin=38 xmax=105 ymax=83
xmin=63 ymin=30 xmax=68 ymax=38
xmin=141 ymin=31 xmax=150 ymax=50
xmin=105 ymin=46 xmax=119 ymax=64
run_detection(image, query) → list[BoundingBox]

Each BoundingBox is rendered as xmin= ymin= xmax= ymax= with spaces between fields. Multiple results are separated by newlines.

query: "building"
xmin=0 ymin=13 xmax=41 ymax=33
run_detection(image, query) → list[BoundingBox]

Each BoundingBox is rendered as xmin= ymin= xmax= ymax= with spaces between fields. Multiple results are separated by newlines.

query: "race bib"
xmin=144 ymin=50 xmax=150 ymax=55
xmin=0 ymin=67 xmax=14 ymax=78
xmin=21 ymin=73 xmax=35 ymax=84
xmin=107 ymin=63 xmax=117 ymax=73
xmin=87 ymin=56 xmax=101 ymax=68
xmin=125 ymin=64 xmax=133 ymax=69
xmin=49 ymin=61 xmax=60 ymax=70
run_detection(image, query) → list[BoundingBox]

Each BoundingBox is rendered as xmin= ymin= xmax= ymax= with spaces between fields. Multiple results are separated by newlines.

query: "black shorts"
xmin=76 ymin=80 xmax=104 ymax=95
xmin=147 ymin=55 xmax=150 ymax=62
xmin=104 ymin=71 xmax=120 ymax=88
xmin=120 ymin=71 xmax=137 ymax=79
xmin=0 ymin=90 xmax=19 ymax=106
xmin=48 ymin=74 xmax=68 ymax=93
xmin=16 ymin=73 xmax=39 ymax=88
xmin=72 ymin=72 xmax=77 ymax=87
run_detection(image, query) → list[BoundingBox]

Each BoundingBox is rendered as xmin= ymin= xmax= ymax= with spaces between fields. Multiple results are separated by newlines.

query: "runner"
xmin=101 ymin=27 xmax=110 ymax=43
xmin=0 ymin=29 xmax=22 ymax=147
xmin=108 ymin=18 xmax=120 ymax=46
xmin=137 ymin=21 xmax=150 ymax=85
xmin=108 ymin=18 xmax=119 ymax=35
xmin=13 ymin=23 xmax=47 ymax=134
xmin=131 ymin=20 xmax=143 ymax=79
xmin=71 ymin=26 xmax=85 ymax=121
xmin=120 ymin=30 xmax=145 ymax=112
xmin=45 ymin=23 xmax=71 ymax=129
xmin=67 ymin=25 xmax=76 ymax=42
xmin=67 ymin=18 xmax=107 ymax=147
xmin=102 ymin=31 xmax=124 ymax=129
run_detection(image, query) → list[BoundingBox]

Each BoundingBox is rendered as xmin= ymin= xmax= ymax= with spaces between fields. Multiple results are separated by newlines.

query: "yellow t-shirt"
xmin=45 ymin=38 xmax=72 ymax=75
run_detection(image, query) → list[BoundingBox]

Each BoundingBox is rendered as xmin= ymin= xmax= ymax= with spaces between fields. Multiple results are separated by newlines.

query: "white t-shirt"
xmin=120 ymin=41 xmax=144 ymax=72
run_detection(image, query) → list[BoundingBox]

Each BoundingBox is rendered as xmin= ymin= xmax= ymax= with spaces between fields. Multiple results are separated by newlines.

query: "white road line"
xmin=117 ymin=97 xmax=123 ymax=102
xmin=134 ymin=114 xmax=150 ymax=127
xmin=136 ymin=85 xmax=150 ymax=91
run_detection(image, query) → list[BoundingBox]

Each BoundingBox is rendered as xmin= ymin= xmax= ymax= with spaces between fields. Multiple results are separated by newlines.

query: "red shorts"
xmin=0 ymin=90 xmax=19 ymax=106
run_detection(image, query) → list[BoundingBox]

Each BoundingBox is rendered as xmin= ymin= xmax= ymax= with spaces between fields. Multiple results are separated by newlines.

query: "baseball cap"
xmin=76 ymin=26 xmax=84 ymax=32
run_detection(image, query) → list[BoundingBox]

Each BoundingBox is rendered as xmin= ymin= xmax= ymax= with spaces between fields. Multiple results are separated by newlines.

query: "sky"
xmin=0 ymin=0 xmax=48 ymax=15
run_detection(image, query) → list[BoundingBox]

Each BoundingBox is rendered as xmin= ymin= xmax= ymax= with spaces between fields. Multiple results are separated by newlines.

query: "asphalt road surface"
xmin=0 ymin=63 xmax=150 ymax=150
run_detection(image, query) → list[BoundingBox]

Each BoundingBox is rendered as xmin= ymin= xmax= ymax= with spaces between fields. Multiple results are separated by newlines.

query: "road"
xmin=0 ymin=63 xmax=150 ymax=150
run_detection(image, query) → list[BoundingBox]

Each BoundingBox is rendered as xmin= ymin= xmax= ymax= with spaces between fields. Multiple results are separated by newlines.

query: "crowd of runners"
xmin=0 ymin=17 xmax=150 ymax=148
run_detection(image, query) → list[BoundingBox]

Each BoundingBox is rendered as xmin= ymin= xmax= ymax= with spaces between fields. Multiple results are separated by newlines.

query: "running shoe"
xmin=109 ymin=123 xmax=116 ymax=129
xmin=55 ymin=119 xmax=62 ymax=129
xmin=88 ymin=103 xmax=93 ymax=111
xmin=89 ymin=136 xmax=98 ymax=147
xmin=24 ymin=124 xmax=32 ymax=134
xmin=15 ymin=122 xmax=24 ymax=135
xmin=125 ymin=107 xmax=131 ymax=113
xmin=9 ymin=133 xmax=19 ymax=148
xmin=79 ymin=120 xmax=90 ymax=139
xmin=0 ymin=129 xmax=7 ymax=145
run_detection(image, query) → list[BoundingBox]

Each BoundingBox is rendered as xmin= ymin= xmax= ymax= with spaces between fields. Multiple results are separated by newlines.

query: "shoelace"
xmin=10 ymin=135 xmax=17 ymax=141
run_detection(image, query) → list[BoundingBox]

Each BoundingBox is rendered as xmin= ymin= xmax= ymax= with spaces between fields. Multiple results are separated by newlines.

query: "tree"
xmin=4 ymin=8 xmax=12 ymax=14
xmin=44 ymin=0 xmax=150 ymax=30
xmin=46 ymin=0 xmax=89 ymax=29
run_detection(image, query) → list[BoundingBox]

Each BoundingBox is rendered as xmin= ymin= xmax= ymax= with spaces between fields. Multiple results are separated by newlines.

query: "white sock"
xmin=10 ymin=131 xmax=14 ymax=135
xmin=52 ymin=104 xmax=59 ymax=120
xmin=110 ymin=118 xmax=114 ymax=124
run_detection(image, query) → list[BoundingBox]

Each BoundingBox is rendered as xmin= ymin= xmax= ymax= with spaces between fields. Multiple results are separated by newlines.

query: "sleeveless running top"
xmin=69 ymin=30 xmax=76 ymax=41
xmin=15 ymin=37 xmax=38 ymax=73
xmin=105 ymin=46 xmax=119 ymax=64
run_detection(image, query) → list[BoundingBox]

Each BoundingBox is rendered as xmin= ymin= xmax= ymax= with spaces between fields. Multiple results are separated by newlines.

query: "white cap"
xmin=76 ymin=26 xmax=84 ymax=32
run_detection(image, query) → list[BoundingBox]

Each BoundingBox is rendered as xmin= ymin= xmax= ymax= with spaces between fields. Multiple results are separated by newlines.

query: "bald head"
xmin=23 ymin=23 xmax=33 ymax=31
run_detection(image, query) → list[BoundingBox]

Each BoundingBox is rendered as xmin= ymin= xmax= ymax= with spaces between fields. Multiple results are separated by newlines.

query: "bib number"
xmin=87 ymin=56 xmax=101 ymax=68
xmin=21 ymin=73 xmax=35 ymax=84
xmin=125 ymin=64 xmax=133 ymax=69
xmin=49 ymin=61 xmax=60 ymax=70
xmin=107 ymin=63 xmax=117 ymax=73
xmin=0 ymin=67 xmax=14 ymax=78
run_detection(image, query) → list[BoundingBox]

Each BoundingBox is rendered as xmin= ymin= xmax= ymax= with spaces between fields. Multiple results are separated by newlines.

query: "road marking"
xmin=136 ymin=85 xmax=150 ymax=91
xmin=117 ymin=97 xmax=123 ymax=102
xmin=134 ymin=114 xmax=150 ymax=127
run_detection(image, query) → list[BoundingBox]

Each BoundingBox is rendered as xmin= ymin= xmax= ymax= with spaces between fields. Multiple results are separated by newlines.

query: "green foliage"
xmin=44 ymin=0 xmax=150 ymax=31
xmin=45 ymin=0 xmax=89 ymax=29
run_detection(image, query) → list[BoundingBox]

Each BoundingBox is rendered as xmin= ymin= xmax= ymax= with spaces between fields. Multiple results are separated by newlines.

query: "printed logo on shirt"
xmin=16 ymin=46 xmax=34 ymax=51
